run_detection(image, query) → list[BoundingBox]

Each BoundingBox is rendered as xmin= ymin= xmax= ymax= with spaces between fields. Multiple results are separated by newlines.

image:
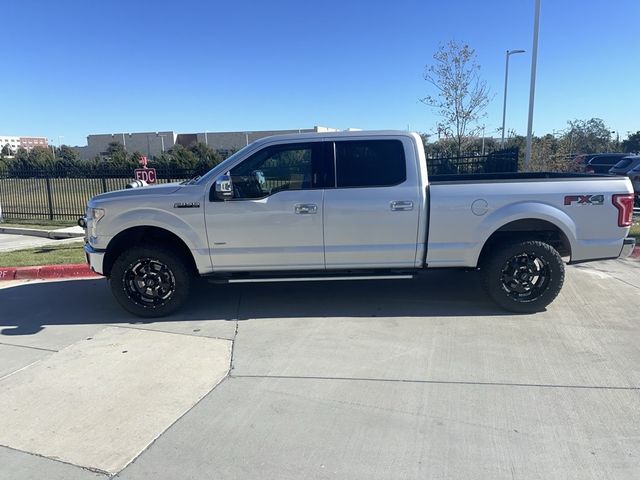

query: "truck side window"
xmin=335 ymin=140 xmax=406 ymax=188
xmin=230 ymin=144 xmax=317 ymax=199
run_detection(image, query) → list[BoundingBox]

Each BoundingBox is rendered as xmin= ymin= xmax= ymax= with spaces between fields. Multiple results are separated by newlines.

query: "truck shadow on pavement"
xmin=0 ymin=269 xmax=510 ymax=336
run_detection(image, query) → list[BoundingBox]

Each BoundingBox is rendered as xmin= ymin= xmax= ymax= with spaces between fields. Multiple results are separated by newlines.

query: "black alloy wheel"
xmin=481 ymin=240 xmax=564 ymax=313
xmin=110 ymin=246 xmax=193 ymax=318
xmin=123 ymin=258 xmax=176 ymax=308
xmin=499 ymin=251 xmax=550 ymax=301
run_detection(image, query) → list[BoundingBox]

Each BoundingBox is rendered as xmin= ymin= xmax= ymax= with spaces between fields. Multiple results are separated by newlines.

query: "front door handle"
xmin=295 ymin=203 xmax=318 ymax=214
xmin=390 ymin=200 xmax=414 ymax=211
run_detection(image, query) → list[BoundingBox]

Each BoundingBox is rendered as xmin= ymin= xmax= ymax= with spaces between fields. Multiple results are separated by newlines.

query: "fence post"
xmin=45 ymin=177 xmax=54 ymax=220
xmin=101 ymin=175 xmax=108 ymax=193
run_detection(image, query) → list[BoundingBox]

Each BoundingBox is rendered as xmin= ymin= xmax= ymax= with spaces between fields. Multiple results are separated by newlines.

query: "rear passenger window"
xmin=335 ymin=140 xmax=406 ymax=188
xmin=615 ymin=159 xmax=633 ymax=169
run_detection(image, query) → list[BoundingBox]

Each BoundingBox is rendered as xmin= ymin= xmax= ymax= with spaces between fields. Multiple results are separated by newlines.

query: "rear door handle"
xmin=295 ymin=203 xmax=318 ymax=214
xmin=390 ymin=201 xmax=413 ymax=211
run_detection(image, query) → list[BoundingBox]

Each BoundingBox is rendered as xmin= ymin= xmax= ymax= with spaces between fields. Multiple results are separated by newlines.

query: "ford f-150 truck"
xmin=80 ymin=131 xmax=636 ymax=317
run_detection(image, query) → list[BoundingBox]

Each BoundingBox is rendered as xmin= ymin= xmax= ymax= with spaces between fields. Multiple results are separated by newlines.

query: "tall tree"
xmin=27 ymin=146 xmax=55 ymax=166
xmin=105 ymin=142 xmax=128 ymax=165
xmin=421 ymin=40 xmax=491 ymax=156
xmin=622 ymin=131 xmax=640 ymax=153
xmin=558 ymin=118 xmax=612 ymax=155
xmin=190 ymin=142 xmax=223 ymax=170
xmin=165 ymin=144 xmax=198 ymax=169
xmin=56 ymin=145 xmax=80 ymax=162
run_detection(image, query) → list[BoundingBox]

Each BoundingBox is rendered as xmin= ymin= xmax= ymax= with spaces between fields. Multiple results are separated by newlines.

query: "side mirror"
xmin=212 ymin=173 xmax=233 ymax=201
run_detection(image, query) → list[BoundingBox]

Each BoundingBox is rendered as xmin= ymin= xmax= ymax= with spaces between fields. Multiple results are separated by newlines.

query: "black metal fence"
xmin=426 ymin=148 xmax=519 ymax=175
xmin=0 ymin=167 xmax=200 ymax=220
xmin=0 ymin=149 xmax=519 ymax=221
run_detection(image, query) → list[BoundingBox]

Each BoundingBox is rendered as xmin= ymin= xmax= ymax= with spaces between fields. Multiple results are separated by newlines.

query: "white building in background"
xmin=0 ymin=135 xmax=48 ymax=154
xmin=72 ymin=127 xmax=339 ymax=160
xmin=0 ymin=136 xmax=19 ymax=153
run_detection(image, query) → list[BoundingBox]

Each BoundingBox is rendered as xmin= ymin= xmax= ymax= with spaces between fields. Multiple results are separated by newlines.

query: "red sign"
xmin=134 ymin=168 xmax=157 ymax=184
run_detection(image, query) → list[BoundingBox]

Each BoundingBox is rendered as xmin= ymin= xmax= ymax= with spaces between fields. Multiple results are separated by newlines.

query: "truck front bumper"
xmin=620 ymin=237 xmax=636 ymax=258
xmin=84 ymin=243 xmax=106 ymax=276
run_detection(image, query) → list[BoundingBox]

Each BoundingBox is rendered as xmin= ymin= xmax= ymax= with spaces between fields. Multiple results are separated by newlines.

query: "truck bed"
xmin=426 ymin=172 xmax=632 ymax=268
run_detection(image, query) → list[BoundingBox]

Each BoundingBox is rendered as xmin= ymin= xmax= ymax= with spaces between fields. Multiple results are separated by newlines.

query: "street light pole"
xmin=501 ymin=49 xmax=525 ymax=148
xmin=525 ymin=0 xmax=541 ymax=171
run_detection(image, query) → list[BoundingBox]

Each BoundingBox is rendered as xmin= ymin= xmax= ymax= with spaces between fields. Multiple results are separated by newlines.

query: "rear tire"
xmin=110 ymin=246 xmax=193 ymax=318
xmin=481 ymin=240 xmax=564 ymax=313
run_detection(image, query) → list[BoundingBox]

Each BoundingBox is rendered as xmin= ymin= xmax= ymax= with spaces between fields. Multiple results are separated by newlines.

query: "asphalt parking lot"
xmin=1 ymin=259 xmax=639 ymax=480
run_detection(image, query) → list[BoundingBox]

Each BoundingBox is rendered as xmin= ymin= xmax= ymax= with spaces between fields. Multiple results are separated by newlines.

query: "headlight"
xmin=87 ymin=208 xmax=105 ymax=222
xmin=87 ymin=208 xmax=105 ymax=243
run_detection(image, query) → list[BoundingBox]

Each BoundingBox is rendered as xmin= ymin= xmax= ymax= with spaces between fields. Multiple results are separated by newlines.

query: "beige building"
xmin=193 ymin=127 xmax=338 ymax=153
xmin=74 ymin=131 xmax=177 ymax=160
xmin=73 ymin=127 xmax=338 ymax=160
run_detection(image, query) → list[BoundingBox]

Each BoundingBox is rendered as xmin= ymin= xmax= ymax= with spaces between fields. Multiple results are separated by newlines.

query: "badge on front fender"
xmin=173 ymin=202 xmax=201 ymax=209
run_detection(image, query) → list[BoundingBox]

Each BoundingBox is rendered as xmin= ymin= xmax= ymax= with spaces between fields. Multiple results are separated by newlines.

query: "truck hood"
xmin=89 ymin=182 xmax=183 ymax=203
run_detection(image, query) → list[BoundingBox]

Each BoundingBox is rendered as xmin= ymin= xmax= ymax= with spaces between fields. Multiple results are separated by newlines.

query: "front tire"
xmin=481 ymin=240 xmax=564 ymax=313
xmin=110 ymin=246 xmax=193 ymax=318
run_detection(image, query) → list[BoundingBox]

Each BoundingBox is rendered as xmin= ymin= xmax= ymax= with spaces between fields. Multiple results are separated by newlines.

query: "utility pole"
xmin=525 ymin=0 xmax=541 ymax=171
xmin=501 ymin=49 xmax=525 ymax=148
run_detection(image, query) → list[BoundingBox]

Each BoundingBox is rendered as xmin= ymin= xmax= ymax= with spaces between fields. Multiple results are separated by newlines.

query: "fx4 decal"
xmin=564 ymin=194 xmax=604 ymax=206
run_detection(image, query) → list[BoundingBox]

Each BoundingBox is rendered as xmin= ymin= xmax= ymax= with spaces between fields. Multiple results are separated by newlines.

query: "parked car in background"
xmin=609 ymin=155 xmax=640 ymax=175
xmin=576 ymin=153 xmax=630 ymax=174
xmin=627 ymin=163 xmax=640 ymax=204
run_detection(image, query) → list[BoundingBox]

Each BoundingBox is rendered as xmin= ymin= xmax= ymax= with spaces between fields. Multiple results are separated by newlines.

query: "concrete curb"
xmin=0 ymin=264 xmax=99 ymax=281
xmin=0 ymin=226 xmax=84 ymax=239
xmin=632 ymin=246 xmax=640 ymax=259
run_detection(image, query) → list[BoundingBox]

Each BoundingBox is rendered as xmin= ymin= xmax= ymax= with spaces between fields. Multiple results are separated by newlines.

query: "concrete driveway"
xmin=0 ymin=259 xmax=639 ymax=479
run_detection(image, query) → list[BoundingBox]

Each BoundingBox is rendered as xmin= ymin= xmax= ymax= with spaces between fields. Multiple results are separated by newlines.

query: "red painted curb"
xmin=0 ymin=264 xmax=99 ymax=281
xmin=0 ymin=267 xmax=17 ymax=281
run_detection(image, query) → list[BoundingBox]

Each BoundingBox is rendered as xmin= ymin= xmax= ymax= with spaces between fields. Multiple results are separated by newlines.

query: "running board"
xmin=227 ymin=274 xmax=414 ymax=284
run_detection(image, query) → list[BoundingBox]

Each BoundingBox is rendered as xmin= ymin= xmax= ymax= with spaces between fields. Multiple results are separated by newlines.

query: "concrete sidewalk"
xmin=0 ymin=233 xmax=83 ymax=252
xmin=0 ymin=259 xmax=639 ymax=479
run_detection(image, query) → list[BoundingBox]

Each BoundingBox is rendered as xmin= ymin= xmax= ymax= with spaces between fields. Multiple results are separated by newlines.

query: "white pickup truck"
xmin=81 ymin=131 xmax=636 ymax=317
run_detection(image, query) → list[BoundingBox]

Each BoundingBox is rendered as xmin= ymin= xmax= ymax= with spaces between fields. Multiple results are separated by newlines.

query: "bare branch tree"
xmin=420 ymin=41 xmax=492 ymax=156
